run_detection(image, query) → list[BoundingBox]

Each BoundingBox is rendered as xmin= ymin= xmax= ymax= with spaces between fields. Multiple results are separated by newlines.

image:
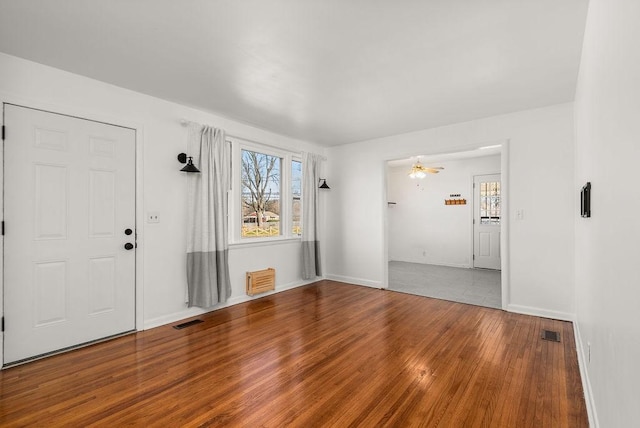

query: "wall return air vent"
xmin=246 ymin=268 xmax=276 ymax=296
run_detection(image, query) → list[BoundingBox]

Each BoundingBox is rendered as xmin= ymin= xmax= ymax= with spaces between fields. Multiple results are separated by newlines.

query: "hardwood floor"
xmin=0 ymin=280 xmax=587 ymax=427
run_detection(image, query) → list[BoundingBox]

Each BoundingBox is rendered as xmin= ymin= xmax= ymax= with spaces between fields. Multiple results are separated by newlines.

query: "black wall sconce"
xmin=318 ymin=178 xmax=330 ymax=189
xmin=178 ymin=153 xmax=200 ymax=173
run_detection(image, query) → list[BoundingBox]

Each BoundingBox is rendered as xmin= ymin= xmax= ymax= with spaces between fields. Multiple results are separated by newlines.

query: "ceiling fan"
xmin=408 ymin=160 xmax=444 ymax=179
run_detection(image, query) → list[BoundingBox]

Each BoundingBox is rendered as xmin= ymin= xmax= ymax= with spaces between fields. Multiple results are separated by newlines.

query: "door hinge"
xmin=1 ymin=317 xmax=4 ymax=332
xmin=1 ymin=125 xmax=5 ymax=140
xmin=473 ymin=254 xmax=475 ymax=260
xmin=1 ymin=221 xmax=4 ymax=236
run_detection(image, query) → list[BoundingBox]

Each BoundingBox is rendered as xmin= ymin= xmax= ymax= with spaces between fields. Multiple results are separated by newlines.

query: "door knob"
xmin=125 ymin=228 xmax=133 ymax=235
xmin=124 ymin=243 xmax=134 ymax=250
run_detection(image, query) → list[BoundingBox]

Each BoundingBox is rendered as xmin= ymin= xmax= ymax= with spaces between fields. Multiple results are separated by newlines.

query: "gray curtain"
xmin=186 ymin=123 xmax=231 ymax=307
xmin=302 ymin=152 xmax=322 ymax=279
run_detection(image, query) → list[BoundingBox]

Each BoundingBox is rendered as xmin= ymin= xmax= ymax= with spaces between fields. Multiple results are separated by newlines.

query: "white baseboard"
xmin=143 ymin=307 xmax=208 ymax=330
xmin=324 ymin=274 xmax=383 ymax=289
xmin=389 ymin=259 xmax=471 ymax=269
xmin=573 ymin=321 xmax=599 ymax=428
xmin=143 ymin=279 xmax=314 ymax=330
xmin=506 ymin=304 xmax=574 ymax=322
xmin=435 ymin=262 xmax=471 ymax=269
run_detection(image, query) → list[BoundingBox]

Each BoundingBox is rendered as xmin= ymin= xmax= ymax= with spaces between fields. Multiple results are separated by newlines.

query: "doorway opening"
xmin=384 ymin=143 xmax=507 ymax=309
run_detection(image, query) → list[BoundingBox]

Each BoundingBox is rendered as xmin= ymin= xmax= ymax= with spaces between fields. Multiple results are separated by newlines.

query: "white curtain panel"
xmin=302 ymin=152 xmax=322 ymax=279
xmin=186 ymin=123 xmax=231 ymax=307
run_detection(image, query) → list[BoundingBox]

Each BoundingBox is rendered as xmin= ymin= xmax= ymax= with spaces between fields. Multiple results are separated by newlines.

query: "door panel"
xmin=89 ymin=169 xmax=116 ymax=237
xmin=478 ymin=232 xmax=491 ymax=256
xmin=34 ymin=260 xmax=68 ymax=326
xmin=34 ymin=163 xmax=68 ymax=239
xmin=88 ymin=256 xmax=117 ymax=314
xmin=4 ymin=104 xmax=136 ymax=364
xmin=473 ymin=174 xmax=501 ymax=270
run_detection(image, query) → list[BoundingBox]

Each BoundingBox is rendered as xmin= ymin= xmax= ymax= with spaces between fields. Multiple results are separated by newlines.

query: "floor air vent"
xmin=173 ymin=319 xmax=204 ymax=330
xmin=541 ymin=330 xmax=560 ymax=342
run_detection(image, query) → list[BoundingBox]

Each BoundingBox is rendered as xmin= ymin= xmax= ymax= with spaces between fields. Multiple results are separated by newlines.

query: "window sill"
xmin=229 ymin=237 xmax=302 ymax=250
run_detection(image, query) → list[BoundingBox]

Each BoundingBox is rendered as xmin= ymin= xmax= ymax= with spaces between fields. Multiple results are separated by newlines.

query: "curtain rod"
xmin=180 ymin=119 xmax=327 ymax=161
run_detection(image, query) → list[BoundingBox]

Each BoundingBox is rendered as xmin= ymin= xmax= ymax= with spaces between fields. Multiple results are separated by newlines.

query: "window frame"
xmin=291 ymin=158 xmax=303 ymax=238
xmin=229 ymin=138 xmax=302 ymax=245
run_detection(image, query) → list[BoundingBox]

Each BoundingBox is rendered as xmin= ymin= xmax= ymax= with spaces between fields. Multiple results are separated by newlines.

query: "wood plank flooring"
xmin=0 ymin=280 xmax=588 ymax=427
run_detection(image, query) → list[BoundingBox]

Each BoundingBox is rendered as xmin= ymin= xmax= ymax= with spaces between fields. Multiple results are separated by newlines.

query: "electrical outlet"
xmin=147 ymin=212 xmax=160 ymax=223
xmin=516 ymin=209 xmax=524 ymax=220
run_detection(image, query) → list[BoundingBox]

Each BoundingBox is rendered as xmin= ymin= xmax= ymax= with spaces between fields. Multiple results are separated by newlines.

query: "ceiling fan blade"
xmin=425 ymin=168 xmax=442 ymax=173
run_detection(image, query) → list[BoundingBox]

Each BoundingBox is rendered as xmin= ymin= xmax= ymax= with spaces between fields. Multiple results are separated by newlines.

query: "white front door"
xmin=3 ymin=104 xmax=136 ymax=364
xmin=473 ymin=174 xmax=501 ymax=270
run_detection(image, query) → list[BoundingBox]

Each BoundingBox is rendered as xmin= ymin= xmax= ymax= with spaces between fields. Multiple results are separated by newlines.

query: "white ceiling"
xmin=0 ymin=1 xmax=588 ymax=146
xmin=387 ymin=145 xmax=502 ymax=168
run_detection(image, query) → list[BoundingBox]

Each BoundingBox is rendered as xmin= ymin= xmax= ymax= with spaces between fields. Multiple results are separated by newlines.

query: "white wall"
xmin=573 ymin=0 xmax=640 ymax=426
xmin=387 ymin=155 xmax=500 ymax=267
xmin=0 ymin=53 xmax=326 ymax=330
xmin=325 ymin=103 xmax=575 ymax=320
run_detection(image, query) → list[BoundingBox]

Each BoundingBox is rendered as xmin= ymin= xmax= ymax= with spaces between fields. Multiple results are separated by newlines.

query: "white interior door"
xmin=3 ymin=104 xmax=136 ymax=364
xmin=473 ymin=174 xmax=501 ymax=270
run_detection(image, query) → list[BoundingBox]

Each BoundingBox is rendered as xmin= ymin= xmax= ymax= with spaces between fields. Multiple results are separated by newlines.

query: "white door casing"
xmin=473 ymin=174 xmax=501 ymax=270
xmin=3 ymin=104 xmax=136 ymax=364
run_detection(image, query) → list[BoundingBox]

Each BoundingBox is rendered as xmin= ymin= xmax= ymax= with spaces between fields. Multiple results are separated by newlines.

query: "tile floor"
xmin=388 ymin=261 xmax=502 ymax=309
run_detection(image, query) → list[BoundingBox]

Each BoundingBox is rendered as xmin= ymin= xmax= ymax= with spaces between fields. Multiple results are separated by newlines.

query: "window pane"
xmin=292 ymin=160 xmax=302 ymax=236
xmin=479 ymin=180 xmax=501 ymax=225
xmin=241 ymin=150 xmax=281 ymax=238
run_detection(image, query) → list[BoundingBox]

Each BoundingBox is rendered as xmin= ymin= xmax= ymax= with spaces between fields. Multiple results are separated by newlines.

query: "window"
xmin=241 ymin=149 xmax=281 ymax=237
xmin=479 ymin=181 xmax=501 ymax=225
xmin=231 ymin=140 xmax=302 ymax=243
xmin=292 ymin=160 xmax=302 ymax=236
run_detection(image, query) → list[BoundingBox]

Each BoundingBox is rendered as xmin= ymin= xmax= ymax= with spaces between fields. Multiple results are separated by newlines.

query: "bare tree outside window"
xmin=241 ymin=150 xmax=281 ymax=237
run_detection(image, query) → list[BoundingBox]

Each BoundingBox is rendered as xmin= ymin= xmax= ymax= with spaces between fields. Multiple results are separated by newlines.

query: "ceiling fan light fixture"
xmin=408 ymin=161 xmax=428 ymax=179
